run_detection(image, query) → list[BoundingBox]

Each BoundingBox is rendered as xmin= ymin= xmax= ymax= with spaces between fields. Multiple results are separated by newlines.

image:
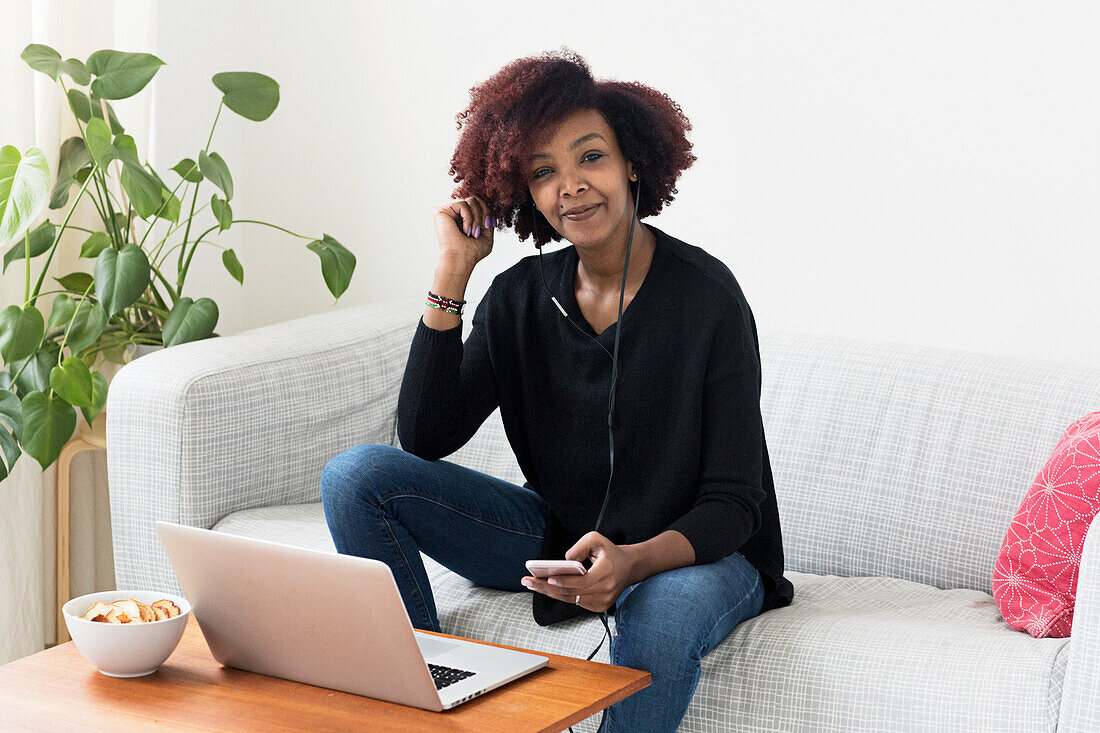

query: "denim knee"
xmin=613 ymin=603 xmax=706 ymax=672
xmin=611 ymin=557 xmax=762 ymax=670
xmin=320 ymin=442 xmax=404 ymax=510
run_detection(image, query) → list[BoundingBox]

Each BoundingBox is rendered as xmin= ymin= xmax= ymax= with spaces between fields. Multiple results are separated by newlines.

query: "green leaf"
xmin=64 ymin=301 xmax=107 ymax=355
xmin=306 ymin=234 xmax=356 ymax=300
xmin=21 ymin=46 xmax=89 ymax=86
xmin=20 ymin=44 xmax=62 ymax=80
xmin=222 ymin=248 xmax=244 ymax=285
xmin=120 ymin=162 xmax=162 ymax=219
xmin=0 ymin=391 xmax=23 ymax=481
xmin=66 ymin=88 xmax=93 ymax=122
xmin=0 ymin=390 xmax=23 ymax=442
xmin=171 ymin=158 xmax=203 ymax=183
xmin=60 ymin=58 xmax=90 ymax=86
xmin=55 ymin=271 xmax=94 ymax=295
xmin=98 ymin=341 xmax=130 ymax=365
xmin=158 ymin=188 xmax=181 ymax=223
xmin=11 ymin=346 xmax=59 ymax=396
xmin=46 ymin=294 xmax=77 ymax=332
xmin=147 ymin=167 xmax=180 ymax=224
xmin=68 ymin=90 xmax=125 ymax=134
xmin=84 ymin=118 xmax=118 ymax=169
xmin=211 ymin=195 xmax=232 ymax=232
xmin=0 ymin=428 xmax=20 ymax=480
xmin=79 ymin=232 xmax=111 ymax=259
xmin=49 ymin=357 xmax=94 ymax=407
xmin=0 ymin=305 xmax=45 ymax=363
xmin=94 ymin=243 xmax=150 ymax=317
xmin=110 ymin=212 xmax=129 ymax=239
xmin=2 ymin=219 xmax=55 ymax=274
xmin=162 ymin=296 xmax=219 ymax=347
xmin=50 ymin=136 xmax=93 ymax=210
xmin=198 ymin=151 xmax=233 ymax=201
xmin=112 ymin=134 xmax=161 ymax=219
xmin=86 ymin=50 xmax=166 ymax=100
xmin=212 ymin=72 xmax=280 ymax=122
xmin=20 ymin=390 xmax=77 ymax=471
xmin=0 ymin=145 xmax=50 ymax=251
xmin=80 ymin=371 xmax=108 ymax=426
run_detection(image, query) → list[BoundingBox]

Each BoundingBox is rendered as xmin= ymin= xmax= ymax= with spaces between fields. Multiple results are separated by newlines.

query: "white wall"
xmin=6 ymin=1 xmax=1099 ymax=357
xmin=140 ymin=0 xmax=1100 ymax=368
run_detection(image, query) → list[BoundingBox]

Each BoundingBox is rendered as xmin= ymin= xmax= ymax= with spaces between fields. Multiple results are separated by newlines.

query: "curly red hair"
xmin=449 ymin=46 xmax=697 ymax=248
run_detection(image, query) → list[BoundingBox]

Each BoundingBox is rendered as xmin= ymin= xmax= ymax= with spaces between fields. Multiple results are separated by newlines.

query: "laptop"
xmin=154 ymin=521 xmax=549 ymax=711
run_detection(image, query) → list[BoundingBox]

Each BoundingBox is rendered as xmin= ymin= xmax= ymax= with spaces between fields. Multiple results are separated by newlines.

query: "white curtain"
xmin=0 ymin=0 xmax=157 ymax=664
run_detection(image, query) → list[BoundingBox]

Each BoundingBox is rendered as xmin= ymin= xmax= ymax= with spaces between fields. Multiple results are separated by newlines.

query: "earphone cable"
xmin=536 ymin=178 xmax=642 ymax=733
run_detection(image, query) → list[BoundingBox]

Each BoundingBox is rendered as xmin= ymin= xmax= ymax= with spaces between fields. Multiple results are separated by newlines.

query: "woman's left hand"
xmin=521 ymin=531 xmax=636 ymax=613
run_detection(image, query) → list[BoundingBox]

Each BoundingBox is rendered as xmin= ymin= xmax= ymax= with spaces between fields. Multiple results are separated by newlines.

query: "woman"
xmin=321 ymin=47 xmax=794 ymax=732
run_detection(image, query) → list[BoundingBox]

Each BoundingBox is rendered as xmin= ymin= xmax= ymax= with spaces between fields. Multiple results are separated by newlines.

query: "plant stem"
xmin=80 ymin=333 xmax=162 ymax=362
xmin=149 ymin=200 xmax=211 ymax=264
xmin=178 ymin=101 xmax=224 ymax=297
xmin=28 ymin=171 xmax=96 ymax=309
xmin=7 ymin=356 xmax=33 ymax=390
xmin=57 ymin=281 xmax=95 ymax=366
xmin=100 ymin=169 xmax=123 ymax=246
xmin=23 ymin=231 xmax=30 ymax=305
xmin=179 ymin=220 xmax=312 ymax=287
xmin=24 ymin=289 xmax=90 ymax=304
xmin=149 ymin=264 xmax=180 ymax=303
xmin=138 ymin=166 xmax=194 ymax=250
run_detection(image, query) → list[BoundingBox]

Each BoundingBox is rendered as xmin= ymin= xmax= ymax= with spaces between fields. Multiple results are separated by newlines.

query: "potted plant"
xmin=0 ymin=45 xmax=357 ymax=481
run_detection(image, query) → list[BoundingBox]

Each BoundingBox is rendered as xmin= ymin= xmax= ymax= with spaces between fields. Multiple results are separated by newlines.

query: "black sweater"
xmin=397 ymin=224 xmax=794 ymax=626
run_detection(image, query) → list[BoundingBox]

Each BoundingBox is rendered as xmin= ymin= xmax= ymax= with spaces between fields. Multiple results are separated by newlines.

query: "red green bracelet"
xmin=426 ymin=290 xmax=466 ymax=316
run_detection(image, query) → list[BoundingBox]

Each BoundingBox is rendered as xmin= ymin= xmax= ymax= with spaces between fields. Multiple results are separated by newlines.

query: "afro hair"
xmin=449 ymin=46 xmax=697 ymax=248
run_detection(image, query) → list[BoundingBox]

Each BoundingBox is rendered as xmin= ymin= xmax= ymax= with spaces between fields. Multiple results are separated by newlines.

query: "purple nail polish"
xmin=474 ymin=226 xmax=480 ymax=238
xmin=484 ymin=215 xmax=491 ymax=228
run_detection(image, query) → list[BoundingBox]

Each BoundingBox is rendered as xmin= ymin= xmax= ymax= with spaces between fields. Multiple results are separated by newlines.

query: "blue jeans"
xmin=321 ymin=443 xmax=765 ymax=733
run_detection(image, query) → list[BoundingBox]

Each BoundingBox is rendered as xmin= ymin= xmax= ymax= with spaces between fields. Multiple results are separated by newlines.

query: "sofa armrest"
xmin=1058 ymin=515 xmax=1100 ymax=732
xmin=106 ymin=297 xmax=423 ymax=594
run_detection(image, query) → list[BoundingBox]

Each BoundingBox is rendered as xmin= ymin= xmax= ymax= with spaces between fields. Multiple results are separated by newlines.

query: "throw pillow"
xmin=992 ymin=411 xmax=1100 ymax=638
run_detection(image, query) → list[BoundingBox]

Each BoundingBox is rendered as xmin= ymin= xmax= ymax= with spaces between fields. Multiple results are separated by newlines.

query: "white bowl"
xmin=62 ymin=589 xmax=191 ymax=677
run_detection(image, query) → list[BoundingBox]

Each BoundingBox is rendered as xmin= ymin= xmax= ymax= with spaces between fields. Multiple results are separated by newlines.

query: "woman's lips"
xmin=563 ymin=204 xmax=600 ymax=221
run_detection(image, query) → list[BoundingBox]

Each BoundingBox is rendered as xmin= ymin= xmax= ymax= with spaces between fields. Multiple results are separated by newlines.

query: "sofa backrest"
xmin=759 ymin=331 xmax=1100 ymax=594
xmin=405 ymin=329 xmax=1100 ymax=597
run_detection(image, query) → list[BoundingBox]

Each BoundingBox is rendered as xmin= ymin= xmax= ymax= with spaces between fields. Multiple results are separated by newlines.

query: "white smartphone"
xmin=525 ymin=560 xmax=587 ymax=578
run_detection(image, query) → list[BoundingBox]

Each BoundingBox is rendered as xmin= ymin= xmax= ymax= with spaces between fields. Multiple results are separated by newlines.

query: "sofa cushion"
xmin=212 ymin=503 xmax=1071 ymax=732
xmin=993 ymin=411 xmax=1100 ymax=638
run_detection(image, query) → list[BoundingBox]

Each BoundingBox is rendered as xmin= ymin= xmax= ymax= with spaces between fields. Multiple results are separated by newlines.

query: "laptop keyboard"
xmin=428 ymin=663 xmax=477 ymax=690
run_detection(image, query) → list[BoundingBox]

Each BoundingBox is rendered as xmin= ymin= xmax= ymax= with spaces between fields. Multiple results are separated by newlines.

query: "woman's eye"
xmin=532 ymin=154 xmax=601 ymax=180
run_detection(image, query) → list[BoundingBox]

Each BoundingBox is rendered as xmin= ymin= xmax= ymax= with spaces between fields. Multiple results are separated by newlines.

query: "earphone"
xmin=534 ymin=173 xmax=642 ymax=733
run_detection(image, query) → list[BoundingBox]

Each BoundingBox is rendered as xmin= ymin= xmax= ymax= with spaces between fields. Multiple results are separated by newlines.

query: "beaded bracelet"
xmin=426 ymin=290 xmax=466 ymax=316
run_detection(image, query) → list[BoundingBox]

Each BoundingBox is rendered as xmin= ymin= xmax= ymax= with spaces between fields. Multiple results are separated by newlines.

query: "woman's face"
xmin=526 ymin=107 xmax=638 ymax=249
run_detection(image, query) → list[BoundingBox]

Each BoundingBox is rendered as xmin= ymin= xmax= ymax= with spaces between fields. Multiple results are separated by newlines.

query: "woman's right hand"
xmin=434 ymin=195 xmax=496 ymax=271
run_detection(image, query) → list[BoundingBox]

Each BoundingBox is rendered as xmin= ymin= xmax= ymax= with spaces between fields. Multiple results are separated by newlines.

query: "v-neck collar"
xmin=557 ymin=224 xmax=665 ymax=345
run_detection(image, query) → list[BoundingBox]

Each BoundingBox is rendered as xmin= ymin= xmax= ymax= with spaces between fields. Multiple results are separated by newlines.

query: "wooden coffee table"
xmin=0 ymin=614 xmax=650 ymax=731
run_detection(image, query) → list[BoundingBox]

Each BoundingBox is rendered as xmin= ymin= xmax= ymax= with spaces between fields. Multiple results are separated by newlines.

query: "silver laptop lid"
xmin=155 ymin=521 xmax=444 ymax=711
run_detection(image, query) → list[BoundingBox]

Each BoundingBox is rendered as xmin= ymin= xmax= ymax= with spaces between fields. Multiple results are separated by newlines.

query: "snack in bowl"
xmin=80 ymin=597 xmax=180 ymax=623
xmin=62 ymin=590 xmax=191 ymax=677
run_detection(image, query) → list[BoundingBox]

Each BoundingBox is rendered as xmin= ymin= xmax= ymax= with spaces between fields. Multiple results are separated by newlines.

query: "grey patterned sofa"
xmin=106 ymin=296 xmax=1100 ymax=732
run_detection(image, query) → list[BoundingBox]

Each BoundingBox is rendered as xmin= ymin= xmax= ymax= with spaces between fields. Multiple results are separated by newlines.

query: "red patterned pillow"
xmin=993 ymin=411 xmax=1100 ymax=638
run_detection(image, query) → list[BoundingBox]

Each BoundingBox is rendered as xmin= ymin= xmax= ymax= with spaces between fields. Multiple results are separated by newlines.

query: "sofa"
xmin=105 ymin=296 xmax=1100 ymax=732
